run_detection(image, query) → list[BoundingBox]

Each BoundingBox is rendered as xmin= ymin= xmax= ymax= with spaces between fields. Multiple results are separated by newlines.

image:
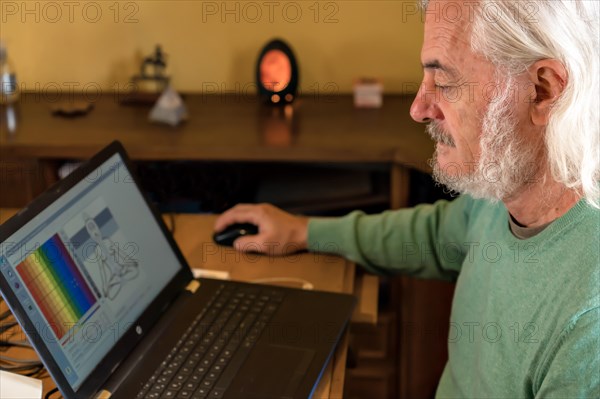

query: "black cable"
xmin=24 ymin=366 xmax=45 ymax=377
xmin=0 ymin=339 xmax=31 ymax=348
xmin=0 ymin=321 xmax=19 ymax=333
xmin=0 ymin=309 xmax=13 ymax=321
xmin=0 ymin=298 xmax=48 ymax=379
xmin=31 ymin=366 xmax=48 ymax=379
xmin=44 ymin=387 xmax=59 ymax=399
xmin=0 ymin=364 xmax=44 ymax=374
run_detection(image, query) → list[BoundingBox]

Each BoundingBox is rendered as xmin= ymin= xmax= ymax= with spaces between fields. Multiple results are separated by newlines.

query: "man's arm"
xmin=307 ymin=195 xmax=473 ymax=280
xmin=214 ymin=195 xmax=473 ymax=280
xmin=534 ymin=307 xmax=600 ymax=398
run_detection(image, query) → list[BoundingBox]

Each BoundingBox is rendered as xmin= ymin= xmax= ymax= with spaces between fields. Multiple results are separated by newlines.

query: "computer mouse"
xmin=213 ymin=223 xmax=259 ymax=247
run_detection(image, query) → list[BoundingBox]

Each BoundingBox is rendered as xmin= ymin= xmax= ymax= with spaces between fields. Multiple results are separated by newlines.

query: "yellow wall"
xmin=0 ymin=0 xmax=425 ymax=94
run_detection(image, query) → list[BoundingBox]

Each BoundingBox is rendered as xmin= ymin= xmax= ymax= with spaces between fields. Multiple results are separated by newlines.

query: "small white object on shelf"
xmin=149 ymin=86 xmax=188 ymax=126
xmin=353 ymin=78 xmax=383 ymax=108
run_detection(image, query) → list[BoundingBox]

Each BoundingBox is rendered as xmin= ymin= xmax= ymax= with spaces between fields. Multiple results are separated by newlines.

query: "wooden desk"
xmin=0 ymin=209 xmax=374 ymax=398
xmin=0 ymin=93 xmax=432 ymax=209
xmin=1 ymin=93 xmax=448 ymax=397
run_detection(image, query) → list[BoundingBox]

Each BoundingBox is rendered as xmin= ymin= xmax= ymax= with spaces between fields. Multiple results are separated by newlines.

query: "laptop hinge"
xmin=186 ymin=280 xmax=200 ymax=294
xmin=94 ymin=390 xmax=112 ymax=399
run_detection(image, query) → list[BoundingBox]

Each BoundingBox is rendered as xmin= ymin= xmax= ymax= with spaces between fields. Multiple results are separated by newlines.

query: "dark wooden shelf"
xmin=1 ymin=94 xmax=432 ymax=172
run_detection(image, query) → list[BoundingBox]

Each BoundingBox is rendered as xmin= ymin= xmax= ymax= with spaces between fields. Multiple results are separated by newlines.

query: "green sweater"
xmin=308 ymin=195 xmax=600 ymax=398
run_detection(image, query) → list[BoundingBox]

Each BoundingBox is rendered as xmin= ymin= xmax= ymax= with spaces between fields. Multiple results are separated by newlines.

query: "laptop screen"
xmin=0 ymin=153 xmax=182 ymax=391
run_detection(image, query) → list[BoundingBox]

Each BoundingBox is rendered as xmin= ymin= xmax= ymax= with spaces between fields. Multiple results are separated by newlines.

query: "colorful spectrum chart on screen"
xmin=16 ymin=234 xmax=97 ymax=340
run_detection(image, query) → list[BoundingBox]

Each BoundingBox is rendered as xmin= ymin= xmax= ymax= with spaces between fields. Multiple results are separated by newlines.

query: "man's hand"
xmin=214 ymin=204 xmax=309 ymax=255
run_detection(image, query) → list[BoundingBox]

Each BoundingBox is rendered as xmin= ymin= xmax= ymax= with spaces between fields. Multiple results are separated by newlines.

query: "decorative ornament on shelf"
xmin=256 ymin=39 xmax=299 ymax=106
xmin=353 ymin=77 xmax=383 ymax=108
xmin=149 ymin=86 xmax=188 ymax=127
xmin=122 ymin=45 xmax=170 ymax=105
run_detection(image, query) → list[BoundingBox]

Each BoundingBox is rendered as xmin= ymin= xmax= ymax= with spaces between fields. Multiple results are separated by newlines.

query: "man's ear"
xmin=527 ymin=59 xmax=568 ymax=126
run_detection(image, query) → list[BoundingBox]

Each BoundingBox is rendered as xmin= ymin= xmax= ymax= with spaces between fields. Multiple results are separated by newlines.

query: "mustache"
xmin=426 ymin=123 xmax=455 ymax=147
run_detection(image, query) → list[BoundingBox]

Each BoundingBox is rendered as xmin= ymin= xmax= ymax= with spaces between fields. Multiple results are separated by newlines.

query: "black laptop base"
xmin=111 ymin=278 xmax=354 ymax=399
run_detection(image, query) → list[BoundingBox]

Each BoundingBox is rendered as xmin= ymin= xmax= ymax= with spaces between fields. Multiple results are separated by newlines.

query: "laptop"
xmin=0 ymin=141 xmax=355 ymax=399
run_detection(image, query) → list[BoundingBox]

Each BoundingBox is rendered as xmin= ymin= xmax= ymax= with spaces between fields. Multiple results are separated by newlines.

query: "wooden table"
xmin=0 ymin=209 xmax=377 ymax=398
xmin=0 ymin=93 xmax=432 ymax=209
xmin=1 ymin=93 xmax=446 ymax=397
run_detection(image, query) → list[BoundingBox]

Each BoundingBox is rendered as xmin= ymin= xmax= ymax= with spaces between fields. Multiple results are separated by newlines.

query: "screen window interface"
xmin=0 ymin=154 xmax=181 ymax=390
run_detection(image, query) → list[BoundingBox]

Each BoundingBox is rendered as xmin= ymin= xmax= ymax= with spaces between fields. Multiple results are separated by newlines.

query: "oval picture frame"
xmin=256 ymin=39 xmax=299 ymax=105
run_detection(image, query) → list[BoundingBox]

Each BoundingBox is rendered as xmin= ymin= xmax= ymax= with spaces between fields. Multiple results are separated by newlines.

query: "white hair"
xmin=420 ymin=0 xmax=600 ymax=208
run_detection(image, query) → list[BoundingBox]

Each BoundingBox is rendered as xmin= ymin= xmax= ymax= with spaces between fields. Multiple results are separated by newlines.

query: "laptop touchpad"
xmin=238 ymin=345 xmax=315 ymax=397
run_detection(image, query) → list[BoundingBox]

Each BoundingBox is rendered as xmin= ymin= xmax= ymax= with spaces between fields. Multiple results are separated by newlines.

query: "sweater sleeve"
xmin=307 ymin=195 xmax=473 ymax=280
xmin=534 ymin=307 xmax=600 ymax=398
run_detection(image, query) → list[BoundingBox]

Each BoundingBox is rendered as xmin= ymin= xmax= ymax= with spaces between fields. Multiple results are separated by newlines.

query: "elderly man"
xmin=215 ymin=0 xmax=599 ymax=396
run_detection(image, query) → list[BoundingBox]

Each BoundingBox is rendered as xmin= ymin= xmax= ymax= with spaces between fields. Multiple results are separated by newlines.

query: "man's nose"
xmin=410 ymin=83 xmax=442 ymax=123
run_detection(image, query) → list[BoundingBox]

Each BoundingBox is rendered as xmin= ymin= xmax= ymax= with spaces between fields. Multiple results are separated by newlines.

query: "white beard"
xmin=429 ymin=77 xmax=541 ymax=201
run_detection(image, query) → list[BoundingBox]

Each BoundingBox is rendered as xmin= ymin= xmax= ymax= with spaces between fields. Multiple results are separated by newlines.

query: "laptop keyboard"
xmin=135 ymin=284 xmax=285 ymax=399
